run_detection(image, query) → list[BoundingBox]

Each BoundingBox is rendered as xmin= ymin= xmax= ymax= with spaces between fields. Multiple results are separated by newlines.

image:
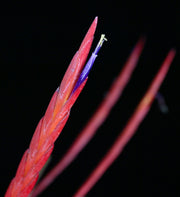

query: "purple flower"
xmin=72 ymin=34 xmax=107 ymax=92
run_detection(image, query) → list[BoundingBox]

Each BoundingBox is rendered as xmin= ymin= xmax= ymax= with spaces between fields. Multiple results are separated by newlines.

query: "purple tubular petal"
xmin=73 ymin=53 xmax=97 ymax=92
xmin=72 ymin=34 xmax=107 ymax=93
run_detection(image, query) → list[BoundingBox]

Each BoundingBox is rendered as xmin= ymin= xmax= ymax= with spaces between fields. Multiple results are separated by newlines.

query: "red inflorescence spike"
xmin=5 ymin=17 xmax=98 ymax=197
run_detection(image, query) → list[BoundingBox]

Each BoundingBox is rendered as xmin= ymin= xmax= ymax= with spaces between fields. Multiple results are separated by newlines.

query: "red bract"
xmin=5 ymin=17 xmax=98 ymax=197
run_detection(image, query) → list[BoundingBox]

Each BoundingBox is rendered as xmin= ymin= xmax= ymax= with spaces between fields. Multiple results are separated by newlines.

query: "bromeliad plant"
xmin=5 ymin=17 xmax=175 ymax=197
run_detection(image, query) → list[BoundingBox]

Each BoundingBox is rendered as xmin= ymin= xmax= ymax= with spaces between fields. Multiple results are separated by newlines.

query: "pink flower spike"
xmin=73 ymin=49 xmax=176 ymax=197
xmin=5 ymin=18 xmax=99 ymax=197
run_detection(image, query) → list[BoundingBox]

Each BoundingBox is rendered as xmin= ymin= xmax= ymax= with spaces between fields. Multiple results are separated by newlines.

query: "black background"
xmin=0 ymin=1 xmax=179 ymax=196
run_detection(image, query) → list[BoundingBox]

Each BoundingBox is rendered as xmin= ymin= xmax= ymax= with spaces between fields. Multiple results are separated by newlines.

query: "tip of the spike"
xmin=94 ymin=16 xmax=98 ymax=24
xmin=92 ymin=16 xmax=98 ymax=30
xmin=79 ymin=16 xmax=98 ymax=52
xmin=166 ymin=49 xmax=176 ymax=62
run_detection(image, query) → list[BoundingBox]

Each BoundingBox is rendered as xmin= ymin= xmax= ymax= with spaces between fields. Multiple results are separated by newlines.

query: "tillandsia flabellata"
xmin=5 ymin=16 xmax=176 ymax=197
xmin=5 ymin=17 xmax=107 ymax=197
